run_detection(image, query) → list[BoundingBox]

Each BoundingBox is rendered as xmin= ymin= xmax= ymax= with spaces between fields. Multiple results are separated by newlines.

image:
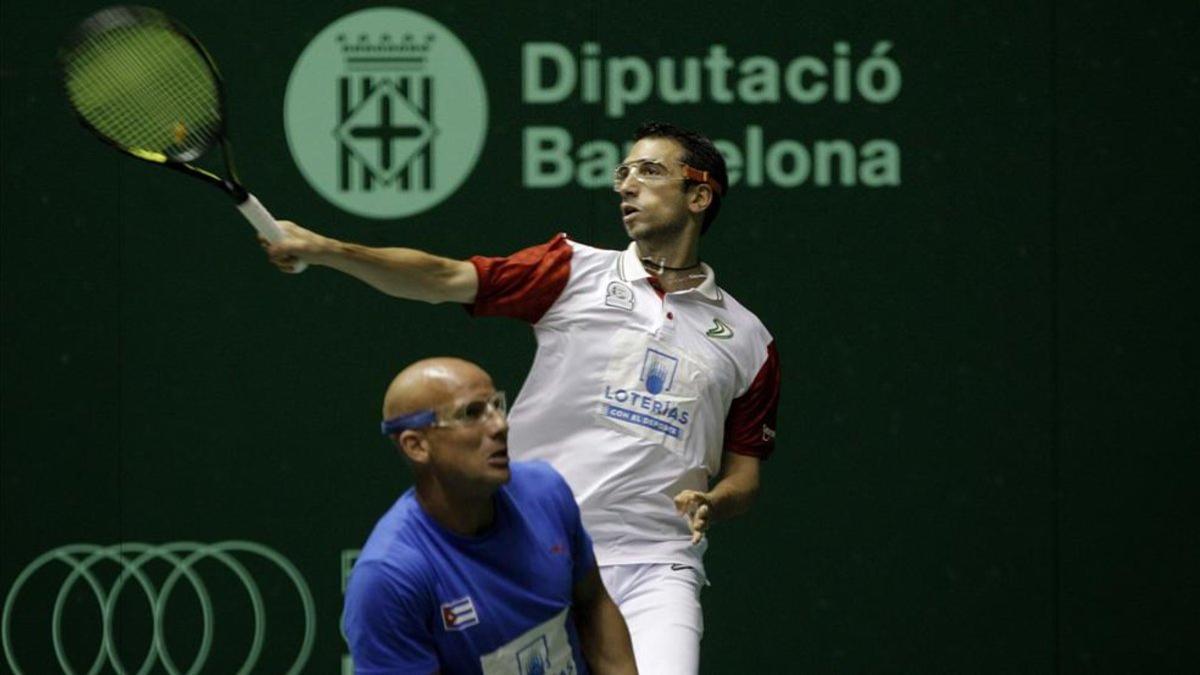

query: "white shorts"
xmin=600 ymin=563 xmax=705 ymax=675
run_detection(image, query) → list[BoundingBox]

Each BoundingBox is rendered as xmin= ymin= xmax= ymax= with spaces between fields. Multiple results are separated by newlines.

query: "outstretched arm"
xmin=262 ymin=220 xmax=478 ymax=304
xmin=572 ymin=565 xmax=638 ymax=674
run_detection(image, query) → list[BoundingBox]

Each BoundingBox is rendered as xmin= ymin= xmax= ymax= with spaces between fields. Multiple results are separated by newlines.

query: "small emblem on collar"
xmin=705 ymin=318 xmax=734 ymax=339
xmin=605 ymin=281 xmax=635 ymax=310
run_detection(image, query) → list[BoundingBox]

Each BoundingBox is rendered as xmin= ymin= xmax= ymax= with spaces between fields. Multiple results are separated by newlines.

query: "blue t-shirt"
xmin=344 ymin=461 xmax=596 ymax=675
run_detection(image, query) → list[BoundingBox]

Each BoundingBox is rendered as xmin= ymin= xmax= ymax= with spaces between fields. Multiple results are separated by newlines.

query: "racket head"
xmin=59 ymin=5 xmax=227 ymax=165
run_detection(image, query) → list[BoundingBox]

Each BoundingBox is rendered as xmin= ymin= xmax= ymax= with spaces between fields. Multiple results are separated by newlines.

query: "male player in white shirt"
xmin=265 ymin=122 xmax=781 ymax=674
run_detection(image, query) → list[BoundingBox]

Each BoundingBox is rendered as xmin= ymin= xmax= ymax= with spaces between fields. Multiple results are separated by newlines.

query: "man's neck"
xmin=635 ymin=235 xmax=705 ymax=292
xmin=415 ymin=481 xmax=496 ymax=536
xmin=634 ymin=233 xmax=699 ymax=269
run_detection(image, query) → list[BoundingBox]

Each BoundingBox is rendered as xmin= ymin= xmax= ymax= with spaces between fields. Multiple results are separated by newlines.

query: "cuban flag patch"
xmin=440 ymin=596 xmax=480 ymax=631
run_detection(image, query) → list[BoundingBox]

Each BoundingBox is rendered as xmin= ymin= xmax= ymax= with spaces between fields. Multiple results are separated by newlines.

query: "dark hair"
xmin=634 ymin=121 xmax=728 ymax=234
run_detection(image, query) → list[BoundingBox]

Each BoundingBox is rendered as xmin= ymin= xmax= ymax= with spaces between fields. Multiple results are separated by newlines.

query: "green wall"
xmin=2 ymin=1 xmax=1196 ymax=672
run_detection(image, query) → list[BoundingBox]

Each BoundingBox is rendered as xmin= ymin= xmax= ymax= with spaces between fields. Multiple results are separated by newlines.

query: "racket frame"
xmin=59 ymin=6 xmax=304 ymax=270
xmin=60 ymin=6 xmax=250 ymax=201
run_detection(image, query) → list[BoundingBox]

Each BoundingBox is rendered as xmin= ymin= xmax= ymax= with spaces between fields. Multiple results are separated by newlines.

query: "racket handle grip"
xmin=236 ymin=193 xmax=308 ymax=273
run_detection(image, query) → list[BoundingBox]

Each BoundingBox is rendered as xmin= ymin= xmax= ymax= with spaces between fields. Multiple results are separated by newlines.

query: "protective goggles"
xmin=611 ymin=159 xmax=723 ymax=195
xmin=380 ymin=390 xmax=507 ymax=435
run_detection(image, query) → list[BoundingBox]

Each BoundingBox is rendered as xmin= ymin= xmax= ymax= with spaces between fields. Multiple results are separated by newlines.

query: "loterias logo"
xmin=284 ymin=8 xmax=488 ymax=219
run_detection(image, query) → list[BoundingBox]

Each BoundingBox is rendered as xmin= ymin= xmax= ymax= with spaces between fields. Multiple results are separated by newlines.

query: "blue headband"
xmin=380 ymin=410 xmax=437 ymax=435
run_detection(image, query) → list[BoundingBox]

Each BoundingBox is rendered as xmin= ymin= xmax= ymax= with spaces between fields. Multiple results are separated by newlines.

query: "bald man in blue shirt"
xmin=344 ymin=357 xmax=637 ymax=674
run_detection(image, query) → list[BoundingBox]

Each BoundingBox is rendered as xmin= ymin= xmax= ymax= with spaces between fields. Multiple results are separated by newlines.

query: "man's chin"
xmin=486 ymin=464 xmax=512 ymax=485
xmin=624 ymin=218 xmax=687 ymax=243
xmin=623 ymin=219 xmax=651 ymax=239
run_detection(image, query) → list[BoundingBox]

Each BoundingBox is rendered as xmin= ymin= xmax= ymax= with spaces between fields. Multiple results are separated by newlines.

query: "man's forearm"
xmin=573 ymin=565 xmax=637 ymax=674
xmin=578 ymin=592 xmax=638 ymax=674
xmin=707 ymin=453 xmax=761 ymax=522
xmin=307 ymin=240 xmax=477 ymax=304
xmin=707 ymin=476 xmax=756 ymax=521
xmin=267 ymin=221 xmax=478 ymax=303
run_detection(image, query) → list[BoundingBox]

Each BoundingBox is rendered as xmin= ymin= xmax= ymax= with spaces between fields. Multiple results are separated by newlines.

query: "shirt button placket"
xmin=657 ymin=298 xmax=677 ymax=338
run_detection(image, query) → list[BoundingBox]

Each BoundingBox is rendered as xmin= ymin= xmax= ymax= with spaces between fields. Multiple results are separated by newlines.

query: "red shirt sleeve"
xmin=724 ymin=341 xmax=781 ymax=459
xmin=465 ymin=234 xmax=573 ymax=324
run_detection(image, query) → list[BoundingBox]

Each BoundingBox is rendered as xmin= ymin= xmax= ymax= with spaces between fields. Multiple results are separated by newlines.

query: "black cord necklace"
xmin=640 ymin=257 xmax=703 ymax=273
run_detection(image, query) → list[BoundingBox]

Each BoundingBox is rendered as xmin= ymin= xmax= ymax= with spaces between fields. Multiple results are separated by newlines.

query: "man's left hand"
xmin=673 ymin=490 xmax=712 ymax=545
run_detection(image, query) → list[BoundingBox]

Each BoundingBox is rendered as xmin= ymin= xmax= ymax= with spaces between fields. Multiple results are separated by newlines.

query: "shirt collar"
xmin=616 ymin=241 xmax=723 ymax=302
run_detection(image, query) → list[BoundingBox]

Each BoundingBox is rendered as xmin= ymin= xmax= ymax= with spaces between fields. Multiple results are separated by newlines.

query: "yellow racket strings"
xmin=63 ymin=18 xmax=221 ymax=161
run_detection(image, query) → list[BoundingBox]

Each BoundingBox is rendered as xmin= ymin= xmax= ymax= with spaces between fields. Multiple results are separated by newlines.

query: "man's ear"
xmin=394 ymin=430 xmax=431 ymax=465
xmin=688 ymin=183 xmax=713 ymax=214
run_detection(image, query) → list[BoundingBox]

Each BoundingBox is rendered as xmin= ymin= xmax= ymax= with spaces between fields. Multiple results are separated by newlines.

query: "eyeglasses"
xmin=380 ymin=390 xmax=507 ymax=435
xmin=611 ymin=159 xmax=723 ymax=195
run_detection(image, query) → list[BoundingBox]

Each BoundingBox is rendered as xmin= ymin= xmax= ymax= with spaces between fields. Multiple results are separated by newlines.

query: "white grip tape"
xmin=236 ymin=193 xmax=307 ymax=273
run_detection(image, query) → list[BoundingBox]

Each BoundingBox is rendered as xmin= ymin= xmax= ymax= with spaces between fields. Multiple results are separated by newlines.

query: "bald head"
xmin=381 ymin=358 xmax=510 ymax=530
xmin=383 ymin=357 xmax=493 ymax=421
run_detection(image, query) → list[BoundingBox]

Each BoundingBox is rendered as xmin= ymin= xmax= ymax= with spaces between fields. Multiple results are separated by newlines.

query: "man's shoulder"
xmin=356 ymin=542 xmax=430 ymax=577
xmin=506 ymin=461 xmax=573 ymax=512
xmin=359 ymin=494 xmax=432 ymax=569
xmin=508 ymin=459 xmax=570 ymax=492
xmin=709 ymin=283 xmax=774 ymax=340
xmin=565 ymin=237 xmax=619 ymax=261
xmin=349 ymin=538 xmax=435 ymax=605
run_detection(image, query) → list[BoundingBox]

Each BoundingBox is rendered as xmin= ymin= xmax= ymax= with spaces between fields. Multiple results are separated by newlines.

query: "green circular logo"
xmin=284 ymin=8 xmax=488 ymax=219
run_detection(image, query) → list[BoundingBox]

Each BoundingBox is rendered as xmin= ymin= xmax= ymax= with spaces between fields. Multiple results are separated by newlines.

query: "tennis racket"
xmin=58 ymin=5 xmax=306 ymax=272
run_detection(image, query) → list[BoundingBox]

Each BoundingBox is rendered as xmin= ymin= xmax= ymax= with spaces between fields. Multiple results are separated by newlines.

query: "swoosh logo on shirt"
xmin=705 ymin=318 xmax=734 ymax=340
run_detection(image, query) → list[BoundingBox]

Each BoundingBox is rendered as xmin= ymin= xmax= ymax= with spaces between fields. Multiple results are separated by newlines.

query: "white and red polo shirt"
xmin=468 ymin=234 xmax=780 ymax=573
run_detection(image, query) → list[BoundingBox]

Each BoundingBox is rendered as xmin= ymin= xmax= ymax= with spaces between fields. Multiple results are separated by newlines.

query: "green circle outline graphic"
xmin=2 ymin=541 xmax=316 ymax=675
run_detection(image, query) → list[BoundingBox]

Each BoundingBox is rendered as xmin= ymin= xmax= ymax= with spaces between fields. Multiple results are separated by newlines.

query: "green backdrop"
xmin=2 ymin=1 xmax=1196 ymax=672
